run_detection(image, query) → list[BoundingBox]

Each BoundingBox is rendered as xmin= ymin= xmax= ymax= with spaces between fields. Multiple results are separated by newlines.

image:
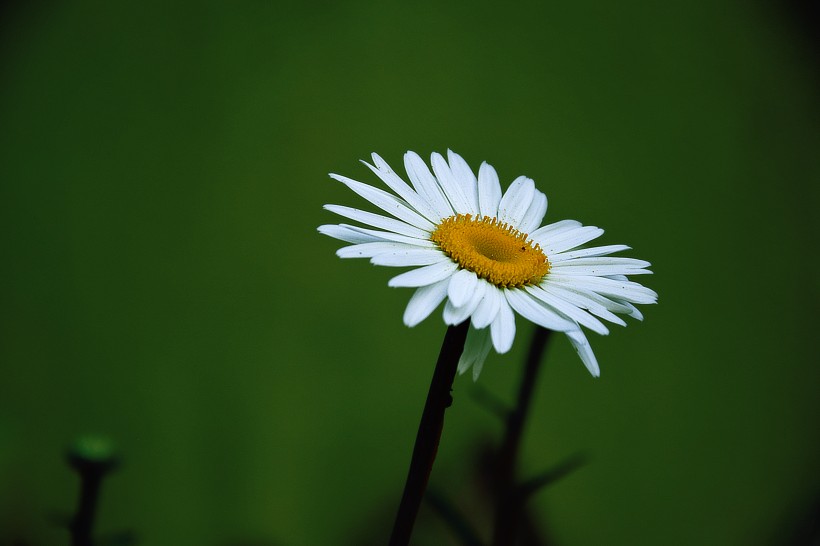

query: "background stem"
xmin=491 ymin=327 xmax=552 ymax=546
xmin=389 ymin=321 xmax=470 ymax=546
xmin=67 ymin=436 xmax=118 ymax=546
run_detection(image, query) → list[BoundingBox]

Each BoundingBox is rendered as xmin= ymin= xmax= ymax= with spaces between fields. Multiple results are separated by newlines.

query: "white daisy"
xmin=318 ymin=150 xmax=657 ymax=379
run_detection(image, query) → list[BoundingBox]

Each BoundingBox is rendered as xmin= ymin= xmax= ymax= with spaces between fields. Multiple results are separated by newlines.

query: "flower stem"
xmin=66 ymin=436 xmax=118 ymax=546
xmin=389 ymin=321 xmax=470 ymax=546
xmin=491 ymin=326 xmax=552 ymax=546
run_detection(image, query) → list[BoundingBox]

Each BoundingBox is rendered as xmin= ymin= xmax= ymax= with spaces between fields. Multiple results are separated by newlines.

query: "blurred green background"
xmin=1 ymin=1 xmax=818 ymax=544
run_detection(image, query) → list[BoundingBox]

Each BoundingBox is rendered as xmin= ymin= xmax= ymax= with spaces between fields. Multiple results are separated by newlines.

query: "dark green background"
xmin=1 ymin=1 xmax=818 ymax=544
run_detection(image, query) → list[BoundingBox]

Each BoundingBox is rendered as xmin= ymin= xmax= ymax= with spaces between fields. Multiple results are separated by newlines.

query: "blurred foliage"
xmin=1 ymin=1 xmax=818 ymax=545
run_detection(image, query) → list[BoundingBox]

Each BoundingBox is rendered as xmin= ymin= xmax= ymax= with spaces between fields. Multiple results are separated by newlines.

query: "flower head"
xmin=319 ymin=151 xmax=657 ymax=378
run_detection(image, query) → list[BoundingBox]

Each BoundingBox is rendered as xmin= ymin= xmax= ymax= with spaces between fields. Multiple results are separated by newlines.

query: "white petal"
xmin=324 ymin=205 xmax=431 ymax=239
xmin=554 ymin=284 xmax=633 ymax=314
xmin=550 ymin=256 xmax=653 ymax=277
xmin=530 ymin=220 xmax=583 ymax=245
xmin=504 ymin=288 xmax=576 ymax=332
xmin=362 ymin=154 xmax=440 ymax=222
xmin=566 ymin=329 xmax=600 ymax=377
xmin=388 ymin=260 xmax=458 ymax=288
xmin=554 ymin=257 xmax=651 ymax=269
xmin=471 ymin=281 xmax=501 ymax=329
xmin=447 ymin=150 xmax=479 ymax=214
xmin=471 ymin=338 xmax=492 ymax=380
xmin=457 ymin=326 xmax=492 ymax=380
xmin=539 ymin=283 xmax=627 ymax=326
xmin=547 ymin=274 xmax=658 ymax=305
xmin=497 ymin=176 xmax=535 ymax=226
xmin=329 ymin=173 xmax=435 ymax=231
xmin=553 ymin=267 xmax=652 ymax=277
xmin=403 ymin=278 xmax=450 ymax=327
xmin=370 ymin=249 xmax=449 ymax=267
xmin=477 ymin=162 xmax=502 ymax=218
xmin=338 ymin=224 xmax=435 ymax=246
xmin=457 ymin=327 xmax=481 ymax=374
xmin=549 ymin=244 xmax=631 ymax=263
xmin=403 ymin=151 xmax=453 ymax=219
xmin=431 ymin=152 xmax=474 ymax=214
xmin=525 ymin=286 xmax=609 ymax=335
xmin=447 ymin=269 xmax=479 ymax=308
xmin=518 ymin=190 xmax=548 ymax=235
xmin=443 ymin=281 xmax=486 ymax=325
xmin=490 ymin=296 xmax=516 ymax=353
xmin=616 ymin=300 xmax=644 ymax=321
xmin=318 ymin=224 xmax=382 ymax=244
xmin=337 ymin=241 xmax=426 ymax=259
xmin=541 ymin=227 xmax=605 ymax=255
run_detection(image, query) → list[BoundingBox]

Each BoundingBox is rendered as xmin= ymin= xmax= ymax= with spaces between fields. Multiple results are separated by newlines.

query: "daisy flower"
xmin=318 ymin=150 xmax=657 ymax=378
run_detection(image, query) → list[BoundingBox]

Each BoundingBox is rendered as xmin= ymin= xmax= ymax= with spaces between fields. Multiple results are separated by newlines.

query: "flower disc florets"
xmin=431 ymin=214 xmax=550 ymax=288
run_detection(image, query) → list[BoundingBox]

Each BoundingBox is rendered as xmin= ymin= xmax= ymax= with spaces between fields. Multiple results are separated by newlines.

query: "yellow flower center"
xmin=430 ymin=214 xmax=550 ymax=288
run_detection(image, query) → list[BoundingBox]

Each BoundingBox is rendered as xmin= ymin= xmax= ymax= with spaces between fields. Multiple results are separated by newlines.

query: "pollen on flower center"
xmin=430 ymin=214 xmax=550 ymax=288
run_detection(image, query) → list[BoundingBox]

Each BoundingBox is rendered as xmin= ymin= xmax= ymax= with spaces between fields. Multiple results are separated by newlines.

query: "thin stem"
xmin=425 ymin=489 xmax=484 ymax=546
xmin=67 ymin=437 xmax=118 ymax=546
xmin=71 ymin=472 xmax=104 ymax=546
xmin=389 ymin=321 xmax=470 ymax=546
xmin=491 ymin=326 xmax=552 ymax=546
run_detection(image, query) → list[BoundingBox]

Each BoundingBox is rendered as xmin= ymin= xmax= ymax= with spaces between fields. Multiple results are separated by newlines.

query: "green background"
xmin=1 ymin=1 xmax=818 ymax=544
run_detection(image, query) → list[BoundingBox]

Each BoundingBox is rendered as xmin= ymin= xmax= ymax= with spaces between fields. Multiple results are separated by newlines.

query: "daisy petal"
xmin=497 ymin=176 xmax=535 ymax=226
xmin=541 ymin=226 xmax=605 ymax=254
xmin=318 ymin=224 xmax=382 ymax=244
xmin=330 ymin=173 xmax=435 ymax=231
xmin=549 ymin=245 xmax=632 ymax=263
xmin=529 ymin=220 xmax=583 ymax=245
xmin=447 ymin=269 xmax=479 ymax=308
xmin=457 ymin=326 xmax=492 ymax=379
xmin=443 ymin=281 xmax=486 ymax=325
xmin=458 ymin=327 xmax=481 ymax=375
xmin=403 ymin=278 xmax=450 ymax=327
xmin=337 ymin=241 xmax=426 ymax=259
xmin=362 ymin=154 xmax=440 ymax=222
xmin=547 ymin=274 xmax=658 ymax=305
xmin=540 ymin=284 xmax=628 ymax=326
xmin=388 ymin=261 xmax=459 ymax=288
xmin=471 ymin=280 xmax=501 ymax=328
xmin=370 ymin=249 xmax=449 ymax=267
xmin=550 ymin=257 xmax=653 ymax=277
xmin=431 ymin=152 xmax=474 ymax=214
xmin=447 ymin=150 xmax=480 ymax=213
xmin=554 ymin=267 xmax=652 ymax=276
xmin=339 ymin=224 xmax=436 ymax=246
xmin=566 ymin=329 xmax=600 ymax=377
xmin=617 ymin=300 xmax=644 ymax=321
xmin=477 ymin=162 xmax=502 ymax=218
xmin=518 ymin=190 xmax=548 ymax=234
xmin=324 ymin=205 xmax=431 ymax=239
xmin=555 ymin=257 xmax=651 ymax=268
xmin=525 ymin=285 xmax=609 ymax=335
xmin=470 ymin=335 xmax=493 ymax=380
xmin=490 ymin=296 xmax=516 ymax=353
xmin=504 ymin=289 xmax=576 ymax=332
xmin=564 ymin=286 xmax=633 ymax=314
xmin=403 ymin=151 xmax=454 ymax=219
